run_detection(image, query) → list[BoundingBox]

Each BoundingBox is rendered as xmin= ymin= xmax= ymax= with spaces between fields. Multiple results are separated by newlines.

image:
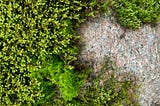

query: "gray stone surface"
xmin=77 ymin=13 xmax=160 ymax=106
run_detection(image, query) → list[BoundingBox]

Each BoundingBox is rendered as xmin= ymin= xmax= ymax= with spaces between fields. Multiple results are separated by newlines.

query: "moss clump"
xmin=50 ymin=57 xmax=140 ymax=106
xmin=0 ymin=0 xmax=142 ymax=105
xmin=0 ymin=0 xmax=102 ymax=105
xmin=110 ymin=0 xmax=160 ymax=29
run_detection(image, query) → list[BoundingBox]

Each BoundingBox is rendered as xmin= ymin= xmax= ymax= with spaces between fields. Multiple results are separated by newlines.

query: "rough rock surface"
xmin=77 ymin=13 xmax=160 ymax=106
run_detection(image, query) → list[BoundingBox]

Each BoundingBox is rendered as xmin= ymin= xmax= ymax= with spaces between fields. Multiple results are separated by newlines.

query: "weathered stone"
xmin=77 ymin=13 xmax=160 ymax=106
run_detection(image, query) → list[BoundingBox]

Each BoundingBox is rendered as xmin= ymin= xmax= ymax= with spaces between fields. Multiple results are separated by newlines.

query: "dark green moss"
xmin=110 ymin=0 xmax=160 ymax=29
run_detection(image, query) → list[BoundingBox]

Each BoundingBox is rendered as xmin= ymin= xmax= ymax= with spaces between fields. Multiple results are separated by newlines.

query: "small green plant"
xmin=30 ymin=55 xmax=91 ymax=105
xmin=109 ymin=0 xmax=160 ymax=29
xmin=49 ymin=57 xmax=140 ymax=106
xmin=30 ymin=55 xmax=63 ymax=105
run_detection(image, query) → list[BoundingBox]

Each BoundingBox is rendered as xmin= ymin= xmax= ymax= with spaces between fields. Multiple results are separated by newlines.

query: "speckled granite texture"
xmin=77 ymin=13 xmax=160 ymax=106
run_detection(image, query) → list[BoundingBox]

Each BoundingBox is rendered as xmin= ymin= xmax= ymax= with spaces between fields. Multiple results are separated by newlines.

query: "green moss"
xmin=0 ymin=0 xmax=144 ymax=105
xmin=110 ymin=0 xmax=160 ymax=29
xmin=49 ymin=57 xmax=140 ymax=106
xmin=71 ymin=57 xmax=140 ymax=106
xmin=31 ymin=55 xmax=91 ymax=105
xmin=0 ymin=0 xmax=101 ymax=105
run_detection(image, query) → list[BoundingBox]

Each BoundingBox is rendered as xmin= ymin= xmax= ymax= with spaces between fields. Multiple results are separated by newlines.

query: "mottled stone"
xmin=77 ymin=13 xmax=160 ymax=106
